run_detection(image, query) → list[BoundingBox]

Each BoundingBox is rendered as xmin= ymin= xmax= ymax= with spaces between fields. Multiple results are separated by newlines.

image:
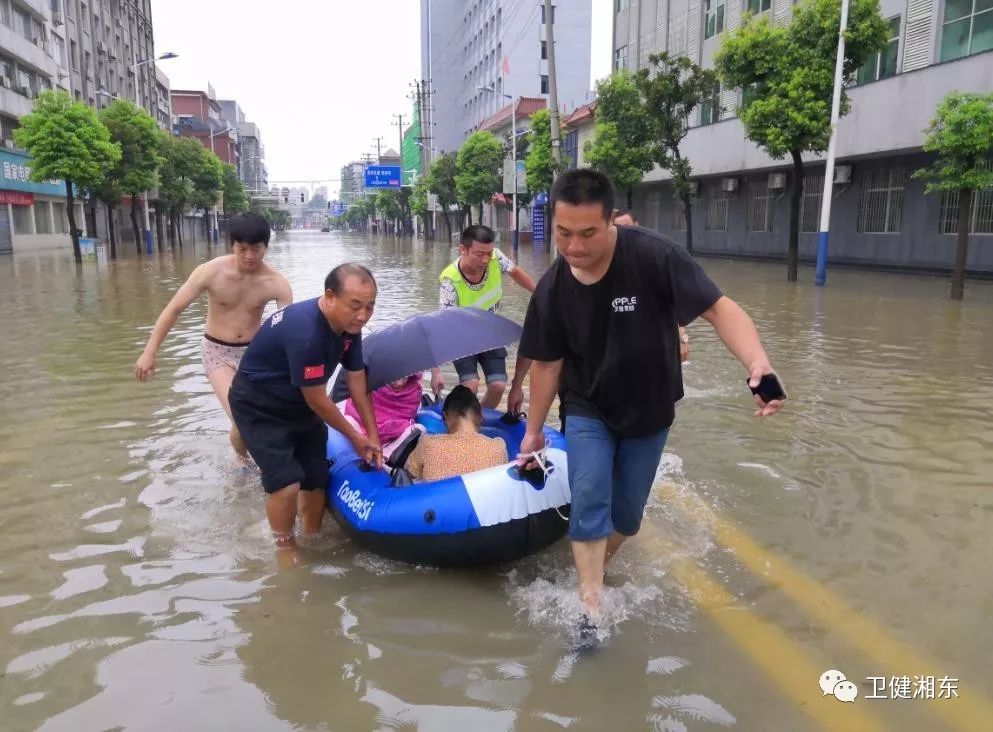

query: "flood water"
xmin=1 ymin=230 xmax=991 ymax=732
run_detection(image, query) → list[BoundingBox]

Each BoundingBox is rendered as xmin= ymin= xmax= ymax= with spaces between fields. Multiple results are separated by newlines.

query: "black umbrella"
xmin=331 ymin=308 xmax=523 ymax=399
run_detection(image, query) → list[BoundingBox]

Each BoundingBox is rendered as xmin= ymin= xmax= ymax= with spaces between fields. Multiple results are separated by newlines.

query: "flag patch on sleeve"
xmin=303 ymin=365 xmax=324 ymax=379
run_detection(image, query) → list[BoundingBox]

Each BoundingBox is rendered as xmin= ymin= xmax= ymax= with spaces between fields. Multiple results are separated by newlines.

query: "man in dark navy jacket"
xmin=230 ymin=263 xmax=381 ymax=550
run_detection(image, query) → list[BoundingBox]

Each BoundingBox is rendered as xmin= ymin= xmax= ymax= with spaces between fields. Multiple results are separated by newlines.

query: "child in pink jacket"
xmin=342 ymin=373 xmax=425 ymax=459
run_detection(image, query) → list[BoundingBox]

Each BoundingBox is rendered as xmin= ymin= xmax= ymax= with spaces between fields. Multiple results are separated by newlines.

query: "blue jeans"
xmin=564 ymin=415 xmax=670 ymax=542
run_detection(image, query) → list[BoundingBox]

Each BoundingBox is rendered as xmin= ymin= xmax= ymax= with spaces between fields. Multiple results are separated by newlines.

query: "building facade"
xmin=171 ymin=86 xmax=237 ymax=165
xmin=421 ymin=0 xmax=593 ymax=156
xmin=0 ymin=0 xmax=169 ymax=253
xmin=613 ymin=0 xmax=993 ymax=274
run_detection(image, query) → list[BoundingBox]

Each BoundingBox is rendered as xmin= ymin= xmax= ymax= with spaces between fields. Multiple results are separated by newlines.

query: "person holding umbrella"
xmin=430 ymin=225 xmax=537 ymax=408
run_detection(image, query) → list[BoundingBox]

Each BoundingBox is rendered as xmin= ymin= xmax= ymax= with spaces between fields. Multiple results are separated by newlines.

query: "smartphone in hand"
xmin=747 ymin=373 xmax=787 ymax=403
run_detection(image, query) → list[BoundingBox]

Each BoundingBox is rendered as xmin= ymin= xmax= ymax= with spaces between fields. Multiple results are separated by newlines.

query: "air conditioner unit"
xmin=768 ymin=172 xmax=787 ymax=190
xmin=20 ymin=84 xmax=31 ymax=96
xmin=833 ymin=165 xmax=853 ymax=185
xmin=32 ymin=36 xmax=42 ymax=47
xmin=721 ymin=177 xmax=739 ymax=193
xmin=108 ymin=48 xmax=118 ymax=60
xmin=97 ymin=41 xmax=107 ymax=54
xmin=52 ymin=10 xmax=64 ymax=26
xmin=0 ymin=75 xmax=10 ymax=88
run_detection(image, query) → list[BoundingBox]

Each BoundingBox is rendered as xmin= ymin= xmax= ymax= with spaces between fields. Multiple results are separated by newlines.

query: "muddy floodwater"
xmin=1 ymin=231 xmax=991 ymax=731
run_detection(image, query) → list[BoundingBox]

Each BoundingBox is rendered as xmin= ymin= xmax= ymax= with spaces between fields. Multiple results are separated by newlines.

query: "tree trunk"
xmin=441 ymin=210 xmax=453 ymax=241
xmin=681 ymin=193 xmax=694 ymax=254
xmin=626 ymin=188 xmax=633 ymax=210
xmin=787 ymin=149 xmax=803 ymax=282
xmin=86 ymin=202 xmax=97 ymax=238
xmin=168 ymin=210 xmax=176 ymax=248
xmin=952 ymin=187 xmax=971 ymax=301
xmin=106 ymin=205 xmax=118 ymax=259
xmin=130 ymin=195 xmax=142 ymax=255
xmin=177 ymin=213 xmax=184 ymax=249
xmin=65 ymin=180 xmax=81 ymax=264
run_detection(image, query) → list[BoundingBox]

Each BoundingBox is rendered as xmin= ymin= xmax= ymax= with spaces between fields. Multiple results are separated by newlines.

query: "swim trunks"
xmin=201 ymin=334 xmax=250 ymax=377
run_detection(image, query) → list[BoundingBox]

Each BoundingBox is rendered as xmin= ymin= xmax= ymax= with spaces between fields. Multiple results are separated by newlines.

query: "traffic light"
xmin=300 ymin=192 xmax=305 ymax=203
xmin=284 ymin=196 xmax=288 ymax=203
xmin=327 ymin=201 xmax=331 ymax=209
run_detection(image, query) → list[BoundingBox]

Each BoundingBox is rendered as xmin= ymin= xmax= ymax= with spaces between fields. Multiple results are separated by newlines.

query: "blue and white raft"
xmin=326 ymin=404 xmax=571 ymax=567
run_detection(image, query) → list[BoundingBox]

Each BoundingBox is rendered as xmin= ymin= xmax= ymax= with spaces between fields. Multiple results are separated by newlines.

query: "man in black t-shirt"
xmin=518 ymin=170 xmax=784 ymax=631
xmin=229 ymin=263 xmax=382 ymax=551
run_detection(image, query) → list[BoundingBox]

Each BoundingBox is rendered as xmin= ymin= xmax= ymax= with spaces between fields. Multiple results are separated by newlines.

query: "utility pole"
xmin=392 ymin=113 xmax=406 ymax=172
xmin=544 ymin=0 xmax=562 ymax=167
xmin=373 ymin=136 xmax=384 ymax=163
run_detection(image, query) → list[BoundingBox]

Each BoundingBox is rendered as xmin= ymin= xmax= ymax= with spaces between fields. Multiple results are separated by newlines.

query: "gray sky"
xmin=151 ymin=1 xmax=612 ymax=196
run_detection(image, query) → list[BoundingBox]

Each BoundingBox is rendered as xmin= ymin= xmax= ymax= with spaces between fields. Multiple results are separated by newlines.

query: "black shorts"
xmin=453 ymin=347 xmax=508 ymax=384
xmin=229 ymin=374 xmax=329 ymax=494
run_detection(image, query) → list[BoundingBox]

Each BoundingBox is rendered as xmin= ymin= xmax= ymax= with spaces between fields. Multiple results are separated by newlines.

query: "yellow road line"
xmin=709 ymin=518 xmax=993 ymax=732
xmin=667 ymin=554 xmax=886 ymax=732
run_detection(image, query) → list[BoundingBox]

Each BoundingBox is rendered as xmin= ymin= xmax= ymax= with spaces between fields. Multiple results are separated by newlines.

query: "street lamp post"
xmin=479 ymin=85 xmax=518 ymax=251
xmin=405 ymin=168 xmax=419 ymax=238
xmin=132 ymin=52 xmax=178 ymax=254
xmin=209 ymin=126 xmax=235 ymax=244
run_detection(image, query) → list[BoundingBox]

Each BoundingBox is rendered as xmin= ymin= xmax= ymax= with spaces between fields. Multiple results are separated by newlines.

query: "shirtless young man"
xmin=134 ymin=212 xmax=292 ymax=457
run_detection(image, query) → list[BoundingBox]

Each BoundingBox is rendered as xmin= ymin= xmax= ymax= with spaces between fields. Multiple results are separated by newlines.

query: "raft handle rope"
xmin=517 ymin=446 xmax=569 ymax=523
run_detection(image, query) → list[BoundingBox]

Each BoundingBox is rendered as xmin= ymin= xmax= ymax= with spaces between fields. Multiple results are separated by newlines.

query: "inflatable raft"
xmin=326 ymin=404 xmax=571 ymax=567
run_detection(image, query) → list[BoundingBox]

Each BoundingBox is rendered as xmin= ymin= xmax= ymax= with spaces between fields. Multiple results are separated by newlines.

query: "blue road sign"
xmin=364 ymin=165 xmax=402 ymax=189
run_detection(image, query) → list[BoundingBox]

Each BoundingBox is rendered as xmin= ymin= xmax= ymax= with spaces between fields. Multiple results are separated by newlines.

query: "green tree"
xmin=375 ymin=189 xmax=403 ymax=232
xmin=636 ymin=53 xmax=719 ymax=253
xmin=222 ymin=164 xmax=249 ymax=214
xmin=426 ymin=151 xmax=459 ymax=239
xmin=191 ymin=151 xmax=224 ymax=238
xmin=914 ymin=92 xmax=993 ymax=301
xmin=157 ymin=135 xmax=202 ymax=247
xmin=13 ymin=90 xmax=120 ymax=263
xmin=583 ymin=71 xmax=655 ymax=209
xmin=455 ymin=131 xmax=503 ymax=225
xmin=411 ymin=175 xmax=430 ymax=235
xmin=524 ymin=108 xmax=561 ymax=195
xmin=98 ymin=99 xmax=161 ymax=254
xmin=716 ymin=0 xmax=888 ymax=281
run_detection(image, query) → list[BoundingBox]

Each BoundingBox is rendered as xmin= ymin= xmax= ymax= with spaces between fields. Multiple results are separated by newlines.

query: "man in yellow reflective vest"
xmin=430 ymin=224 xmax=536 ymax=408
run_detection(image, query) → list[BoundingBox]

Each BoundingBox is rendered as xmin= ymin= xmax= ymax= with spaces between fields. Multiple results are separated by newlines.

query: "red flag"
xmin=501 ymin=56 xmax=510 ymax=75
xmin=303 ymin=365 xmax=324 ymax=379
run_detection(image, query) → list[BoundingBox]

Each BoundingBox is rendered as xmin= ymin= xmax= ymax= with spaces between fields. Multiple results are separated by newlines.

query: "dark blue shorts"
xmin=453 ymin=347 xmax=508 ymax=385
xmin=564 ymin=415 xmax=670 ymax=541
xmin=229 ymin=374 xmax=329 ymax=494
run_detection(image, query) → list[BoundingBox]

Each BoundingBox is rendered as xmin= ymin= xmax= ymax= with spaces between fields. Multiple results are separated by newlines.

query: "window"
xmin=12 ymin=204 xmax=33 ymax=234
xmin=699 ymin=81 xmax=721 ymax=126
xmin=800 ymin=174 xmax=824 ymax=232
xmin=52 ymin=202 xmax=67 ymax=234
xmin=54 ymin=35 xmax=67 ymax=67
xmin=705 ymin=187 xmax=729 ymax=231
xmin=34 ymin=202 xmax=51 ymax=234
xmin=540 ymin=74 xmax=549 ymax=94
xmin=616 ymin=0 xmax=630 ymax=9
xmin=70 ymin=39 xmax=78 ymax=69
xmin=672 ymin=198 xmax=688 ymax=230
xmin=939 ymin=168 xmax=993 ymax=234
xmin=705 ymin=0 xmax=725 ymax=39
xmin=747 ymin=180 xmax=774 ymax=232
xmin=541 ymin=40 xmax=547 ymax=60
xmin=940 ymin=0 xmax=993 ymax=61
xmin=0 ymin=1 xmax=9 ymax=27
xmin=857 ymin=168 xmax=906 ymax=233
xmin=541 ymin=4 xmax=555 ymax=24
xmin=614 ymin=45 xmax=628 ymax=71
xmin=746 ymin=0 xmax=772 ymax=13
xmin=14 ymin=8 xmax=29 ymax=38
xmin=857 ymin=16 xmax=901 ymax=83
xmin=0 ymin=114 xmax=18 ymax=142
